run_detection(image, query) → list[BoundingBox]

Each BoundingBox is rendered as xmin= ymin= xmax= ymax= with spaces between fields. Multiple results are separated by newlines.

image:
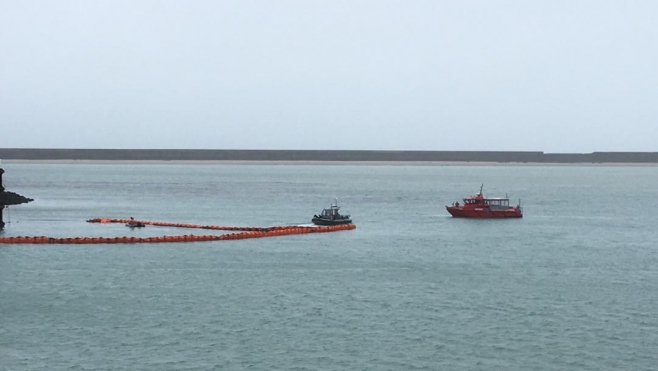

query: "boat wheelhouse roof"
xmin=463 ymin=195 xmax=509 ymax=201
xmin=321 ymin=206 xmax=339 ymax=213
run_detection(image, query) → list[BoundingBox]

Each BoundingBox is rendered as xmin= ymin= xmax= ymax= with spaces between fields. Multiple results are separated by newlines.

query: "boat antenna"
xmin=479 ymin=184 xmax=483 ymax=195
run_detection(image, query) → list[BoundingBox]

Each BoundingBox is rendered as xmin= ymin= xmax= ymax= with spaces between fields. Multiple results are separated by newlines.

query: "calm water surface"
xmin=1 ymin=164 xmax=657 ymax=370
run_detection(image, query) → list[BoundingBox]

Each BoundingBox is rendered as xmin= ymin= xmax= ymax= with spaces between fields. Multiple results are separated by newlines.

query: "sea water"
xmin=1 ymin=163 xmax=657 ymax=370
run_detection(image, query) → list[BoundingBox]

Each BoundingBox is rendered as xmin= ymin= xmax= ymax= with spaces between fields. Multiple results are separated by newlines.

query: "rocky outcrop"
xmin=0 ymin=168 xmax=33 ymax=229
xmin=0 ymin=190 xmax=34 ymax=205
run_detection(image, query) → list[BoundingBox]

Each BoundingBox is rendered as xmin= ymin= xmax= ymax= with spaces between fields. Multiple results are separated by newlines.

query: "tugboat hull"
xmin=446 ymin=206 xmax=522 ymax=218
xmin=311 ymin=217 xmax=353 ymax=226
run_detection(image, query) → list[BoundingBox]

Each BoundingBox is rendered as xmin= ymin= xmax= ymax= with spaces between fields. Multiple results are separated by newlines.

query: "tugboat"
xmin=446 ymin=185 xmax=522 ymax=218
xmin=312 ymin=199 xmax=352 ymax=226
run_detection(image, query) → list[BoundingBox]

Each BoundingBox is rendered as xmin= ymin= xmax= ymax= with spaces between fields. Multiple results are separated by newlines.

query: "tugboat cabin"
xmin=484 ymin=198 xmax=511 ymax=209
xmin=319 ymin=206 xmax=341 ymax=220
xmin=462 ymin=196 xmax=511 ymax=209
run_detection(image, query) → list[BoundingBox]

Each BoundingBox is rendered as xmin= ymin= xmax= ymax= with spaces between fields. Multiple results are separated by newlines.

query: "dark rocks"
xmin=0 ymin=167 xmax=33 ymax=229
xmin=0 ymin=190 xmax=34 ymax=206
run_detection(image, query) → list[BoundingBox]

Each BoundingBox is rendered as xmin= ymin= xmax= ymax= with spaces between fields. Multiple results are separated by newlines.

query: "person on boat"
xmin=455 ymin=201 xmax=459 ymax=207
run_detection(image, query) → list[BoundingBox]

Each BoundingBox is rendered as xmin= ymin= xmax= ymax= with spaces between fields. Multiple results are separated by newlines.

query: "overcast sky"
xmin=1 ymin=1 xmax=656 ymax=152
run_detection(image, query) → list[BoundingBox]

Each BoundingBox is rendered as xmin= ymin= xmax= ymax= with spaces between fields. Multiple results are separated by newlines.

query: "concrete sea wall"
xmin=0 ymin=148 xmax=657 ymax=163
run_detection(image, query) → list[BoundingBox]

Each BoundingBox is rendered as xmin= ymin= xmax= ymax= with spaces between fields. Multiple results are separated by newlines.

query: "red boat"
xmin=446 ymin=185 xmax=522 ymax=218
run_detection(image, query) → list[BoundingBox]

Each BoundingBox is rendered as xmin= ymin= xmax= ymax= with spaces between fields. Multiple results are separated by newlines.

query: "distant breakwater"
xmin=1 ymin=148 xmax=657 ymax=163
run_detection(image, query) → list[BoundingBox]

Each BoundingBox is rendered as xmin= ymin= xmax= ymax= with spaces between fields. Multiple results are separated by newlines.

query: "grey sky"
xmin=1 ymin=1 xmax=656 ymax=152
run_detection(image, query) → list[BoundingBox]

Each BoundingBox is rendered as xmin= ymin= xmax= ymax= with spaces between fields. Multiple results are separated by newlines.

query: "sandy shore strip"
xmin=2 ymin=159 xmax=656 ymax=166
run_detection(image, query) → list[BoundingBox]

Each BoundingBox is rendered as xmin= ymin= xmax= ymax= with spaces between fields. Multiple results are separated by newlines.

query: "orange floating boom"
xmin=0 ymin=218 xmax=356 ymax=244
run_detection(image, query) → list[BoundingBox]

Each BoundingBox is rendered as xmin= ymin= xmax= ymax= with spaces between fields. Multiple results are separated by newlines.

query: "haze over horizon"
xmin=1 ymin=1 xmax=656 ymax=152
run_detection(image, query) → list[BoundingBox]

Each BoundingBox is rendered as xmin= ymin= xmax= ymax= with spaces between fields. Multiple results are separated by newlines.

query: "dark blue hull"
xmin=311 ymin=217 xmax=353 ymax=226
